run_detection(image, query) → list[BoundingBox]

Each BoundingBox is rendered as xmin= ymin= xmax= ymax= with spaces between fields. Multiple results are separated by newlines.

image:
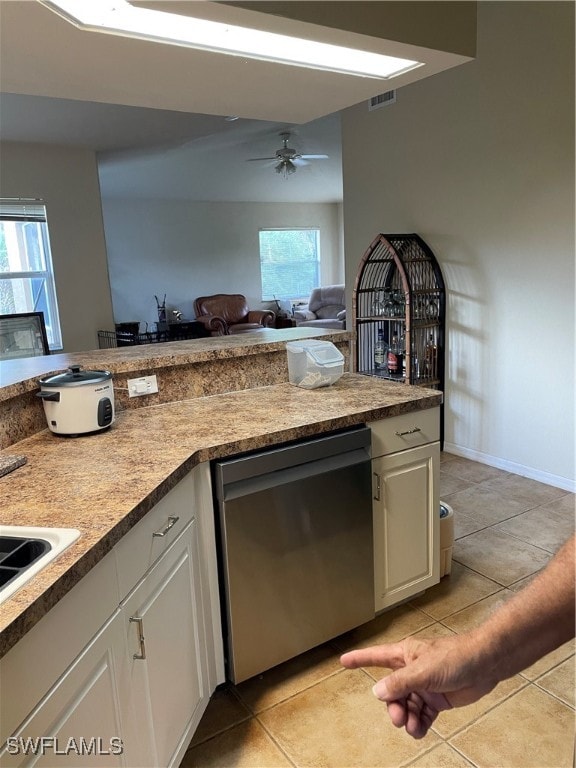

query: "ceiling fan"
xmin=247 ymin=132 xmax=329 ymax=177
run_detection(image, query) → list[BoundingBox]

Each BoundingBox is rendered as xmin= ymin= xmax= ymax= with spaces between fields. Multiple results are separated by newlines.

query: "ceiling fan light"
xmin=39 ymin=0 xmax=423 ymax=80
xmin=275 ymin=159 xmax=297 ymax=178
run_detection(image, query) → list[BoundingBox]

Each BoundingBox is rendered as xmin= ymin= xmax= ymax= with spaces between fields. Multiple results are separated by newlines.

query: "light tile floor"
xmin=180 ymin=454 xmax=575 ymax=768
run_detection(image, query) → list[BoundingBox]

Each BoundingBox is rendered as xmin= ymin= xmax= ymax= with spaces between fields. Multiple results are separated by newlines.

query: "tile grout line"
xmin=232 ymin=664 xmax=350 ymax=717
xmin=252 ymin=711 xmax=299 ymax=768
xmin=433 ymin=677 xmax=533 ymax=742
xmin=448 ymin=557 xmax=535 ymax=588
xmin=410 ymin=588 xmax=509 ymax=625
xmin=531 ymin=677 xmax=576 ymax=711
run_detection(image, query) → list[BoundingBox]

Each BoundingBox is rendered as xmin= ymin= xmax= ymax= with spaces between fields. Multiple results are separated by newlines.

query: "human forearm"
xmin=340 ymin=533 xmax=576 ymax=740
xmin=468 ymin=533 xmax=575 ymax=682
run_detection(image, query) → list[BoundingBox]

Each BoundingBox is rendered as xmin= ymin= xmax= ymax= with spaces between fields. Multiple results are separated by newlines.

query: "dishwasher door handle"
xmin=221 ymin=448 xmax=370 ymax=502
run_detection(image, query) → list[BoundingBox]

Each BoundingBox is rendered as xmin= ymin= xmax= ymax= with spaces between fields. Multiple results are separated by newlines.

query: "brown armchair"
xmin=194 ymin=294 xmax=275 ymax=335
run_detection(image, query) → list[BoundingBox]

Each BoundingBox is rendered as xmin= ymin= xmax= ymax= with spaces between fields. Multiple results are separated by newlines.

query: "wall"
xmin=0 ymin=142 xmax=114 ymax=353
xmin=101 ymin=199 xmax=343 ymax=326
xmin=342 ymin=1 xmax=575 ymax=489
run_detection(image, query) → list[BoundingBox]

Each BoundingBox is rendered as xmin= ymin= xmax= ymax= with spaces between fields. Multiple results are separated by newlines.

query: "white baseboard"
xmin=443 ymin=442 xmax=576 ymax=494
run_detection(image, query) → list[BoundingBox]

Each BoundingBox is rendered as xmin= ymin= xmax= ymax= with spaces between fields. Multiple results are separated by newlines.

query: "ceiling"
xmin=97 ymin=110 xmax=345 ymax=204
xmin=0 ymin=1 xmax=474 ymax=204
xmin=0 ymin=91 xmax=344 ymax=203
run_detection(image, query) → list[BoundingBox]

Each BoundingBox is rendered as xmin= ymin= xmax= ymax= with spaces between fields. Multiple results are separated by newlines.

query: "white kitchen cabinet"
xmin=0 ymin=463 xmax=223 ymax=768
xmin=1 ymin=610 xmax=137 ymax=768
xmin=114 ymin=462 xmax=223 ymax=767
xmin=120 ymin=518 xmax=209 ymax=768
xmin=0 ymin=550 xmax=120 ymax=749
xmin=370 ymin=408 xmax=440 ymax=611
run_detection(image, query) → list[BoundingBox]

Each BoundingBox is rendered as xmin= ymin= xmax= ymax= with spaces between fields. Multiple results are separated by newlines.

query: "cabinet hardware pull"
xmin=152 ymin=515 xmax=180 ymax=538
xmin=373 ymin=472 xmax=381 ymax=501
xmin=395 ymin=427 xmax=422 ymax=437
xmin=129 ymin=616 xmax=146 ymax=660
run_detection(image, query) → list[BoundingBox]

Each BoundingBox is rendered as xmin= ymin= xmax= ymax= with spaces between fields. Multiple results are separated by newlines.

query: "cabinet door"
xmin=0 ymin=549 xmax=120 ymax=748
xmin=120 ymin=518 xmax=209 ymax=768
xmin=0 ymin=611 xmax=137 ymax=768
xmin=373 ymin=442 xmax=440 ymax=611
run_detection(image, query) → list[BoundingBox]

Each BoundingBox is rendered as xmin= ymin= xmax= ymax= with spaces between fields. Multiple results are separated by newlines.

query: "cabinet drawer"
xmin=370 ymin=407 xmax=439 ymax=458
xmin=114 ymin=473 xmax=196 ymax=599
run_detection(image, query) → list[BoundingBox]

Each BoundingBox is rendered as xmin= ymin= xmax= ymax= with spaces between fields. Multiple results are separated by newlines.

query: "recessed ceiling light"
xmin=39 ymin=0 xmax=423 ymax=80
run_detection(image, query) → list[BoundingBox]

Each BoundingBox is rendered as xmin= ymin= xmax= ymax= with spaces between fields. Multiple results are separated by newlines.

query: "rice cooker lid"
xmin=39 ymin=365 xmax=112 ymax=388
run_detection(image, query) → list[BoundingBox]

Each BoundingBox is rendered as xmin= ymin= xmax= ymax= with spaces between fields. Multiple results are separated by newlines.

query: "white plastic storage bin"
xmin=286 ymin=340 xmax=344 ymax=389
xmin=439 ymin=501 xmax=455 ymax=577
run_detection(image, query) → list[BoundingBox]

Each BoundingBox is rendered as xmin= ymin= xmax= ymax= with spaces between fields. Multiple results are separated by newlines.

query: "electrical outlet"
xmin=127 ymin=375 xmax=159 ymax=398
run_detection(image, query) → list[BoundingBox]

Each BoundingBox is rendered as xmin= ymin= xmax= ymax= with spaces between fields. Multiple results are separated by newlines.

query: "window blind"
xmin=0 ymin=199 xmax=47 ymax=222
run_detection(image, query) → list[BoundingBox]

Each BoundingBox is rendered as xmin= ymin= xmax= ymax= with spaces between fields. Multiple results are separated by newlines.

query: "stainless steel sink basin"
xmin=0 ymin=526 xmax=80 ymax=604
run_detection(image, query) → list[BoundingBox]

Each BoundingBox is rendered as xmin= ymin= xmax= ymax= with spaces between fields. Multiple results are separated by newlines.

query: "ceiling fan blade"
xmin=292 ymin=158 xmax=310 ymax=166
xmin=300 ymin=154 xmax=329 ymax=160
xmin=246 ymin=156 xmax=278 ymax=161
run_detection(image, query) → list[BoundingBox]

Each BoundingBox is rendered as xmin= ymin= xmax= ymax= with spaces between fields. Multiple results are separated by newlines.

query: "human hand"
xmin=340 ymin=633 xmax=498 ymax=739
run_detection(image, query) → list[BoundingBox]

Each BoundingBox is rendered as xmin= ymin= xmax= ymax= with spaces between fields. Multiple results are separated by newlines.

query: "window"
xmin=0 ymin=200 xmax=62 ymax=350
xmin=259 ymin=228 xmax=320 ymax=301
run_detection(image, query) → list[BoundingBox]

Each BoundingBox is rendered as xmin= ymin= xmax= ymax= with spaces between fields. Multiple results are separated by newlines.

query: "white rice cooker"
xmin=37 ymin=365 xmax=115 ymax=436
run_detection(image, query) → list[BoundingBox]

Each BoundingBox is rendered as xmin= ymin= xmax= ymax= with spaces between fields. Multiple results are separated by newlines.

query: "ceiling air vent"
xmin=368 ymin=90 xmax=396 ymax=111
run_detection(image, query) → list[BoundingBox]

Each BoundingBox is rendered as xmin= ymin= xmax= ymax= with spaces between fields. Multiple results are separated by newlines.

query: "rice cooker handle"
xmin=36 ymin=391 xmax=61 ymax=402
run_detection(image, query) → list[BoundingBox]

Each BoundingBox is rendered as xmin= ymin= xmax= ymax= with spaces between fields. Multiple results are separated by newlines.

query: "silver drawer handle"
xmin=395 ymin=427 xmax=422 ymax=436
xmin=129 ymin=616 xmax=146 ymax=660
xmin=152 ymin=515 xmax=180 ymax=538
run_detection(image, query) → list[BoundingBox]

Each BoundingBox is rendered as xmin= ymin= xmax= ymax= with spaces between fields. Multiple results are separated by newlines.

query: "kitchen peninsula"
xmin=1 ymin=327 xmax=351 ymax=448
xmin=0 ymin=328 xmax=442 ymax=767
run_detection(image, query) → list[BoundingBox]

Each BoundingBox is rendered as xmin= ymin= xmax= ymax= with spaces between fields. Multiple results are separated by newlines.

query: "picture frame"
xmin=0 ymin=312 xmax=50 ymax=359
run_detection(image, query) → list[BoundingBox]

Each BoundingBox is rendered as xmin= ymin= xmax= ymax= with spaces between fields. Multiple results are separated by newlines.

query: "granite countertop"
xmin=0 ymin=327 xmax=349 ymax=400
xmin=0 ymin=373 xmax=441 ymax=657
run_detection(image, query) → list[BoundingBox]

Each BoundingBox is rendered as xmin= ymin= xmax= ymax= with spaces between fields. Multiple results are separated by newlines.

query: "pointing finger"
xmin=340 ymin=644 xmax=406 ymax=670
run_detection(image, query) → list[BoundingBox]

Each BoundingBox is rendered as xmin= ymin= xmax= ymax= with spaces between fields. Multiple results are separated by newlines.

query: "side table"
xmin=156 ymin=321 xmax=210 ymax=341
xmin=275 ymin=317 xmax=296 ymax=329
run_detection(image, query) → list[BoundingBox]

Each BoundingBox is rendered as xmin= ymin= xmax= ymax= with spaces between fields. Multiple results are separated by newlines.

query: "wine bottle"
xmin=374 ymin=329 xmax=386 ymax=371
xmin=400 ymin=332 xmax=407 ymax=378
xmin=387 ymin=334 xmax=402 ymax=375
xmin=424 ymin=333 xmax=437 ymax=377
xmin=412 ymin=342 xmax=420 ymax=379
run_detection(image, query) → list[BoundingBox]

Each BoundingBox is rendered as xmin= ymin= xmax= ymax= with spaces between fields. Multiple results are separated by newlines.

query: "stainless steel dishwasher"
xmin=213 ymin=426 xmax=374 ymax=683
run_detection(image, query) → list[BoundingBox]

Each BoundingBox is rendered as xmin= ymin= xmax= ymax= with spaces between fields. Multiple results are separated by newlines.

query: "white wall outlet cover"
xmin=127 ymin=375 xmax=159 ymax=397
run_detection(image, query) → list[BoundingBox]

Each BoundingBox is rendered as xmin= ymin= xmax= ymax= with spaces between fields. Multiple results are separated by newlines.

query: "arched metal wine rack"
xmin=352 ymin=233 xmax=446 ymax=395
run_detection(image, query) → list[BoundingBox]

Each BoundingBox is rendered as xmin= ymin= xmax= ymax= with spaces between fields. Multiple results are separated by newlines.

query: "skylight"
xmin=40 ymin=0 xmax=423 ymax=80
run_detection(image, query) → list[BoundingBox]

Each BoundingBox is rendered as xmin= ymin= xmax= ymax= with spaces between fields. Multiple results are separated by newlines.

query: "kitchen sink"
xmin=0 ymin=526 xmax=81 ymax=604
